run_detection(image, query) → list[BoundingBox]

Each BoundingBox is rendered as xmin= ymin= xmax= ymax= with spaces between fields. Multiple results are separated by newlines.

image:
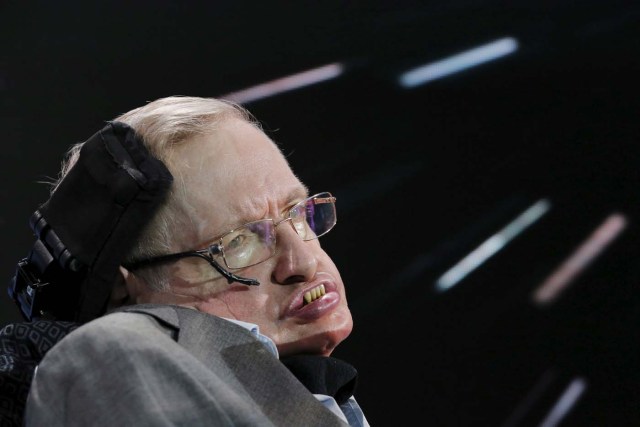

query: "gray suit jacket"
xmin=25 ymin=304 xmax=349 ymax=426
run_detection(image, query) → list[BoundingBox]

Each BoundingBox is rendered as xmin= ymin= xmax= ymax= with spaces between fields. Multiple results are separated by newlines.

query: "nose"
xmin=271 ymin=220 xmax=318 ymax=285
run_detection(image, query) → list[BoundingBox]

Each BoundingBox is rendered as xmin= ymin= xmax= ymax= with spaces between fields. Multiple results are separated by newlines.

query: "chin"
xmin=277 ymin=321 xmax=353 ymax=357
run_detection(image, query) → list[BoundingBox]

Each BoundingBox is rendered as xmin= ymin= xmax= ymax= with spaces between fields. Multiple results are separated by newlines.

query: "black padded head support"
xmin=9 ymin=121 xmax=173 ymax=323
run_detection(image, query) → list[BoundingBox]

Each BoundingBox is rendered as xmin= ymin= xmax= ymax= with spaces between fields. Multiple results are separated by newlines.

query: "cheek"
xmin=171 ymin=258 xmax=217 ymax=283
xmin=168 ymin=262 xmax=229 ymax=299
xmin=215 ymin=287 xmax=277 ymax=322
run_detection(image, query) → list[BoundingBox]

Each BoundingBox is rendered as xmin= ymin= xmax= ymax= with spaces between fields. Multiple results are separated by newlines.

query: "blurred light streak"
xmin=532 ymin=213 xmax=627 ymax=306
xmin=398 ymin=37 xmax=519 ymax=88
xmin=501 ymin=369 xmax=557 ymax=427
xmin=435 ymin=199 xmax=551 ymax=292
xmin=538 ymin=377 xmax=587 ymax=427
xmin=220 ymin=63 xmax=344 ymax=104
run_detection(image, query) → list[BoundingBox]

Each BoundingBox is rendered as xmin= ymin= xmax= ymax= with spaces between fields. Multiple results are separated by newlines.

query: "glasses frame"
xmin=123 ymin=192 xmax=336 ymax=286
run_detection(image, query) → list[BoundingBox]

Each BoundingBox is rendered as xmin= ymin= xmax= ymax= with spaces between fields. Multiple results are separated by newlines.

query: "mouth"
xmin=303 ymin=284 xmax=326 ymax=306
xmin=283 ymin=276 xmax=340 ymax=321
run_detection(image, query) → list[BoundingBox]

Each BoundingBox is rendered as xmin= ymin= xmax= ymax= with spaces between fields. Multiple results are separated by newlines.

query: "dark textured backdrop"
xmin=1 ymin=2 xmax=639 ymax=425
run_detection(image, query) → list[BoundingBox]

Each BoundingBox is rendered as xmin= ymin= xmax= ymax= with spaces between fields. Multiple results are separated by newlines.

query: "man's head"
xmin=61 ymin=96 xmax=353 ymax=356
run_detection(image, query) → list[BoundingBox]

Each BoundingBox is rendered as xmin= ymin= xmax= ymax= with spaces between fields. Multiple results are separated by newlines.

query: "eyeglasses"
xmin=124 ymin=192 xmax=337 ymax=286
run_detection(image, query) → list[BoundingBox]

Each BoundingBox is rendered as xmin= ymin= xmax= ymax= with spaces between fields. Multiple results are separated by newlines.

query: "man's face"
xmin=132 ymin=118 xmax=353 ymax=357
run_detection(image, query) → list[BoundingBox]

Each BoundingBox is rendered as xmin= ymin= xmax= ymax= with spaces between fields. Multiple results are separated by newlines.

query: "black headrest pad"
xmin=37 ymin=121 xmax=173 ymax=322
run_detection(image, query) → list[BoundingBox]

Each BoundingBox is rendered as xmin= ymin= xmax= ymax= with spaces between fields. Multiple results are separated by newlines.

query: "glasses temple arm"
xmin=123 ymin=250 xmax=260 ymax=286
xmin=198 ymin=253 xmax=260 ymax=286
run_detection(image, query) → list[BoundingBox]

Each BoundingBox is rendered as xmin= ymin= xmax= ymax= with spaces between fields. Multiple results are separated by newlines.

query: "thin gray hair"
xmin=53 ymin=95 xmax=260 ymax=290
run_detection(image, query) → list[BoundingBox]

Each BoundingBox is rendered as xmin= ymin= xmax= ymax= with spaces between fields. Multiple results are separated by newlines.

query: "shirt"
xmin=225 ymin=318 xmax=370 ymax=427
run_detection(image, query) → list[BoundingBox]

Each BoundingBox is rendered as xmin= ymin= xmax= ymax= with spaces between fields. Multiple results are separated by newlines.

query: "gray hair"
xmin=54 ymin=95 xmax=259 ymax=290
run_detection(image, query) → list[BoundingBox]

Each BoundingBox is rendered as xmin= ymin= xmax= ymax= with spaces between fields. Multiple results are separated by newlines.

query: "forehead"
xmin=179 ymin=119 xmax=296 ymax=185
xmin=171 ymin=118 xmax=306 ymax=240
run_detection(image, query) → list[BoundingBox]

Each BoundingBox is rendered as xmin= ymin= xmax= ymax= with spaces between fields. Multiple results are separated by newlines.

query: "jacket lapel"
xmin=120 ymin=304 xmax=347 ymax=426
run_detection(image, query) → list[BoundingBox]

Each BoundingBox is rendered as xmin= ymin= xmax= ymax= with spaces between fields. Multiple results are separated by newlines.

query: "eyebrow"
xmin=203 ymin=186 xmax=310 ymax=245
xmin=285 ymin=186 xmax=309 ymax=205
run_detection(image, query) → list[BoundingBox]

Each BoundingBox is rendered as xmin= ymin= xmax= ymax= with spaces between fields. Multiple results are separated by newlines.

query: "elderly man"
xmin=23 ymin=96 xmax=369 ymax=426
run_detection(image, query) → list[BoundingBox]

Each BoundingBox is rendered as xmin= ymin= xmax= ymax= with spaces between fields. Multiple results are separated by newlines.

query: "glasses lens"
xmin=219 ymin=220 xmax=276 ymax=269
xmin=290 ymin=192 xmax=337 ymax=240
xmin=213 ymin=193 xmax=336 ymax=269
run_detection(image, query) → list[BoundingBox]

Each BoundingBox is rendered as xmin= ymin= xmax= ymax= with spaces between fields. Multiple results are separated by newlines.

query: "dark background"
xmin=1 ymin=2 xmax=639 ymax=426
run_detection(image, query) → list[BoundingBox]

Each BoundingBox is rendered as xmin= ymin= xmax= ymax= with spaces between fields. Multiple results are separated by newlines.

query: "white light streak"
xmin=501 ymin=369 xmax=557 ymax=427
xmin=533 ymin=213 xmax=628 ymax=306
xmin=220 ymin=63 xmax=344 ymax=104
xmin=539 ymin=377 xmax=588 ymax=427
xmin=435 ymin=199 xmax=551 ymax=292
xmin=398 ymin=37 xmax=519 ymax=88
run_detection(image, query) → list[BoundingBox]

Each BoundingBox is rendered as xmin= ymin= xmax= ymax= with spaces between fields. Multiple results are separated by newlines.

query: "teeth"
xmin=303 ymin=284 xmax=326 ymax=305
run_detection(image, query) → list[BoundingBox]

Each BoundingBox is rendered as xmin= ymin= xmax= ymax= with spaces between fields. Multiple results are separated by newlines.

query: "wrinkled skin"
xmin=121 ymin=118 xmax=353 ymax=356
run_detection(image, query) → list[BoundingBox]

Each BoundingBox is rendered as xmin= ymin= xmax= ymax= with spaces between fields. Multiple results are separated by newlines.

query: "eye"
xmin=225 ymin=233 xmax=247 ymax=252
xmin=289 ymin=202 xmax=306 ymax=219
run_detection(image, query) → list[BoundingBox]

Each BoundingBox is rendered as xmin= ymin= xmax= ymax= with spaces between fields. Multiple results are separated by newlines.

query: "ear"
xmin=107 ymin=266 xmax=139 ymax=309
